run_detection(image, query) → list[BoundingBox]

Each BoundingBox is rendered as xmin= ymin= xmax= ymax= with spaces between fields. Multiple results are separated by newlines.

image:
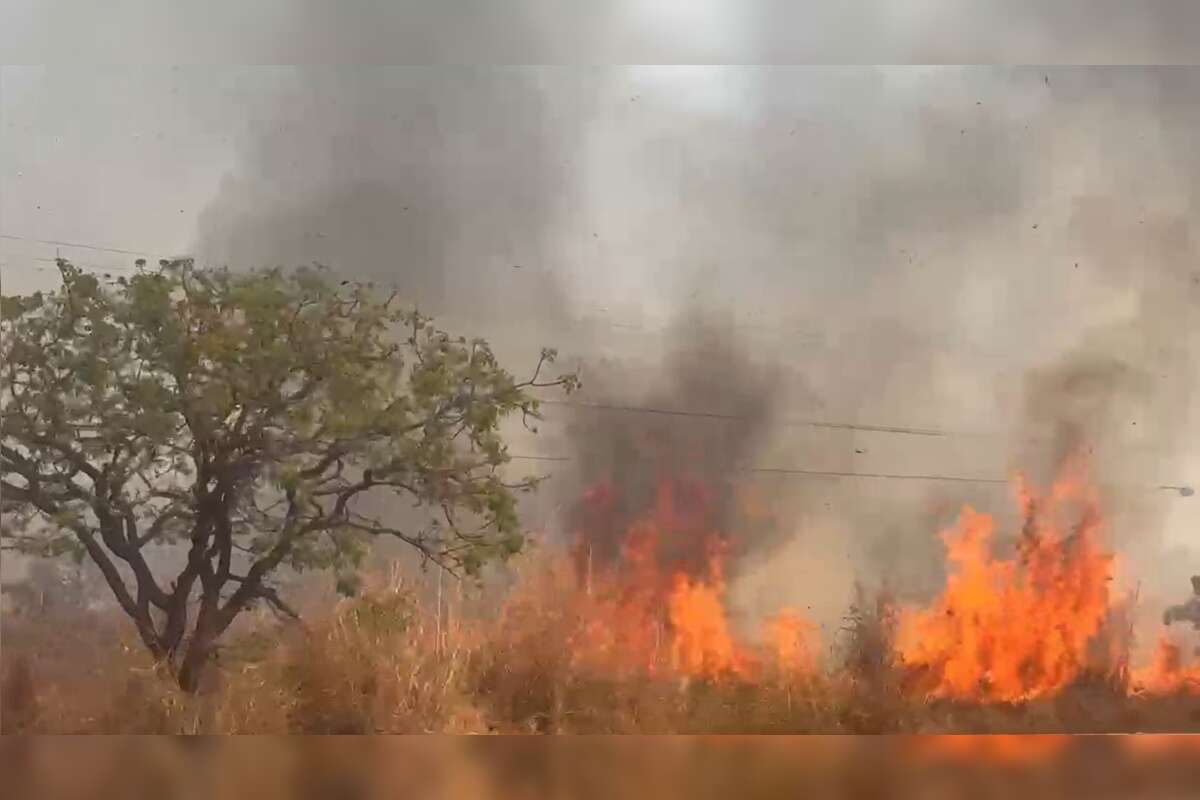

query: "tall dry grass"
xmin=3 ymin=556 xmax=1200 ymax=734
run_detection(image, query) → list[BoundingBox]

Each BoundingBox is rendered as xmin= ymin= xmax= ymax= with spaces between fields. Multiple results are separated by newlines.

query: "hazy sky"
xmin=3 ymin=1 xmax=1200 ymax=62
xmin=3 ymin=61 xmax=1198 ymax=628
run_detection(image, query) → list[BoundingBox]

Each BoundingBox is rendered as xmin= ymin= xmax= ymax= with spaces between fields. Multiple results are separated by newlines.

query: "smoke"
xmin=1020 ymin=354 xmax=1150 ymax=484
xmin=561 ymin=309 xmax=784 ymax=576
xmin=7 ymin=8 xmax=1200 ymax=715
xmin=6 ymin=2 xmax=1200 ymax=63
xmin=702 ymin=68 xmax=1200 ymax=630
xmin=191 ymin=66 xmax=1198 ymax=630
xmin=193 ymin=68 xmax=590 ymax=342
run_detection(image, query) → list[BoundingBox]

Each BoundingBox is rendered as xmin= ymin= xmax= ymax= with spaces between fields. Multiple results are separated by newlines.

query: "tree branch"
xmin=227 ymin=574 xmax=303 ymax=623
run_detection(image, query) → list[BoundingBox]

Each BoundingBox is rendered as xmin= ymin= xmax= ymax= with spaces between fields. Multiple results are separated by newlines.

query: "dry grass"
xmin=1 ymin=570 xmax=487 ymax=735
xmin=3 ymin=561 xmax=1200 ymax=735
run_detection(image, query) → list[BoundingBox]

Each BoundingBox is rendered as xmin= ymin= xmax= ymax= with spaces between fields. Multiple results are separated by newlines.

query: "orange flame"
xmin=668 ymin=572 xmax=742 ymax=677
xmin=763 ymin=609 xmax=819 ymax=677
xmin=895 ymin=464 xmax=1116 ymax=702
xmin=503 ymin=461 xmax=1198 ymax=704
xmin=1129 ymin=636 xmax=1200 ymax=696
xmin=552 ymin=477 xmax=815 ymax=681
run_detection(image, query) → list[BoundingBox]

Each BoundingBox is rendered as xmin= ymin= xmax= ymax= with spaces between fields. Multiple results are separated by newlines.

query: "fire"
xmin=667 ymin=572 xmax=741 ymax=676
xmin=895 ymin=464 xmax=1117 ymax=702
xmin=763 ymin=610 xmax=819 ymax=677
xmin=554 ymin=476 xmax=815 ymax=682
xmin=502 ymin=461 xmax=1192 ymax=707
xmin=1129 ymin=636 xmax=1200 ymax=696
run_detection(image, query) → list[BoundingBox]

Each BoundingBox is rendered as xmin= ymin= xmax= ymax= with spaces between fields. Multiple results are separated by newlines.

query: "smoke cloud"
xmin=185 ymin=65 xmax=1200 ymax=634
xmin=7 ymin=57 xmax=1197 ymax=635
xmin=194 ymin=68 xmax=593 ymax=344
xmin=561 ymin=309 xmax=784 ymax=576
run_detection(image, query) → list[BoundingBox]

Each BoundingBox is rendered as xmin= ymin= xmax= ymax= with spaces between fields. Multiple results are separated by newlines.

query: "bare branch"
xmin=227 ymin=574 xmax=304 ymax=624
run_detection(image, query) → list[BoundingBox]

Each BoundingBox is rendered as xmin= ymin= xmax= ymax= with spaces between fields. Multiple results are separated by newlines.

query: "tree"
xmin=1 ymin=258 xmax=578 ymax=691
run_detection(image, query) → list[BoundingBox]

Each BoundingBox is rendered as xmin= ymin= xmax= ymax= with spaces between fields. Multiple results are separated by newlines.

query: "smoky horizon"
xmin=3 ymin=48 xmax=1200 ymax=737
xmin=4 ymin=65 xmax=1198 ymax=617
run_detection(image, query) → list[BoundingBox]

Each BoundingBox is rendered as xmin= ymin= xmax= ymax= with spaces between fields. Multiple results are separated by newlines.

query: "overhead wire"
xmin=538 ymin=398 xmax=947 ymax=437
xmin=506 ymin=454 xmax=1192 ymax=495
xmin=0 ymin=232 xmax=163 ymax=258
xmin=4 ymin=232 xmax=1195 ymax=496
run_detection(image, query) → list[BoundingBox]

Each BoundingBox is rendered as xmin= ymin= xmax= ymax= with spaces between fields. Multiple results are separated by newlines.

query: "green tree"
xmin=1 ymin=258 xmax=577 ymax=691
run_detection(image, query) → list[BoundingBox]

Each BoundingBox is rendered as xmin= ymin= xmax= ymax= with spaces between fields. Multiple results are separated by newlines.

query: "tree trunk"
xmin=177 ymin=600 xmax=222 ymax=694
xmin=177 ymin=633 xmax=215 ymax=694
xmin=176 ymin=567 xmax=231 ymax=694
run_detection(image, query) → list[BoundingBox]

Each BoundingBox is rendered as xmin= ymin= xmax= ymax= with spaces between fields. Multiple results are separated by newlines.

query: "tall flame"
xmin=763 ymin=609 xmax=819 ymax=677
xmin=552 ymin=477 xmax=814 ymax=681
xmin=895 ymin=464 xmax=1116 ymax=702
xmin=501 ymin=462 xmax=1193 ymax=705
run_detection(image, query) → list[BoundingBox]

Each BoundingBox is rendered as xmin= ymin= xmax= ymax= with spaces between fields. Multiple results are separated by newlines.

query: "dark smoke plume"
xmin=563 ymin=310 xmax=785 ymax=577
xmin=182 ymin=65 xmax=1199 ymax=623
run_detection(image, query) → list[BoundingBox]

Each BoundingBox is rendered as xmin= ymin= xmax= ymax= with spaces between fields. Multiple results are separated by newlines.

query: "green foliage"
xmin=1 ymin=257 xmax=577 ymax=686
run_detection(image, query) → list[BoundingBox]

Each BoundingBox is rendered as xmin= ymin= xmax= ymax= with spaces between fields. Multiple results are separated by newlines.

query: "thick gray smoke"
xmin=189 ymin=69 xmax=608 ymax=592
xmin=194 ymin=68 xmax=591 ymax=344
xmin=8 ymin=63 xmax=1196 ymax=638
xmin=714 ymin=69 xmax=1200 ymax=631
xmin=561 ymin=309 xmax=784 ymax=577
xmin=186 ymin=66 xmax=1199 ymax=634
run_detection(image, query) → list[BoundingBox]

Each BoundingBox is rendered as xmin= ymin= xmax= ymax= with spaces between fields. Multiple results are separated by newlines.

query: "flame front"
xmin=534 ymin=477 xmax=816 ymax=682
xmin=763 ymin=609 xmax=818 ymax=677
xmin=499 ymin=463 xmax=1195 ymax=704
xmin=1130 ymin=636 xmax=1200 ymax=695
xmin=894 ymin=464 xmax=1117 ymax=702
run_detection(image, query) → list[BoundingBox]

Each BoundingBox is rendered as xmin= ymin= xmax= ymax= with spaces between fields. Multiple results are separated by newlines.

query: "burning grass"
xmin=895 ymin=464 xmax=1119 ymax=702
xmin=3 ymin=465 xmax=1200 ymax=733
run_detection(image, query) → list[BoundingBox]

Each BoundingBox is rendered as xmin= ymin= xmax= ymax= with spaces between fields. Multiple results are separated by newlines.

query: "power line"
xmin=0 ymin=234 xmax=1014 ymax=361
xmin=743 ymin=466 xmax=1006 ymax=484
xmin=0 ymin=233 xmax=163 ymax=258
xmin=535 ymin=399 xmax=1191 ymax=460
xmin=506 ymin=455 xmax=1001 ymax=484
xmin=505 ymin=455 xmax=1193 ymax=495
xmin=0 ymin=233 xmax=1077 ymax=366
xmin=539 ymin=398 xmax=948 ymax=438
xmin=3 ymin=234 xmax=1192 ymax=456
